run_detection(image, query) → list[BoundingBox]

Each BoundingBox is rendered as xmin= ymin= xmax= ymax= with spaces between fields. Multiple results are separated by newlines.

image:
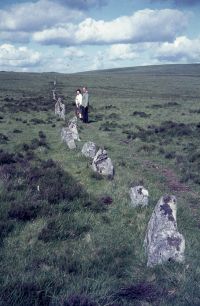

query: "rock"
xmin=92 ymin=148 xmax=114 ymax=177
xmin=60 ymin=103 xmax=65 ymax=120
xmin=55 ymin=97 xmax=65 ymax=120
xmin=61 ymin=128 xmax=76 ymax=149
xmin=144 ymin=195 xmax=185 ymax=267
xmin=52 ymin=89 xmax=57 ymax=100
xmin=68 ymin=117 xmax=80 ymax=141
xmin=129 ymin=186 xmax=149 ymax=207
xmin=82 ymin=141 xmax=97 ymax=158
xmin=60 ymin=117 xmax=80 ymax=149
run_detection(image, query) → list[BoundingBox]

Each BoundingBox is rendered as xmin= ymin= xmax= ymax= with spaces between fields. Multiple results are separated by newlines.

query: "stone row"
xmin=52 ymin=81 xmax=185 ymax=268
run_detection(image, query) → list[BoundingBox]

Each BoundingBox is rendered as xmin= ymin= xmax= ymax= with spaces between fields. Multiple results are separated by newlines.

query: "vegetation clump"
xmin=0 ymin=133 xmax=9 ymax=144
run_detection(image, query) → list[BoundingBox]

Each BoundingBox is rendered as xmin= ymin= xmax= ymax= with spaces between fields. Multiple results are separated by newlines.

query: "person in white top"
xmin=75 ymin=89 xmax=82 ymax=119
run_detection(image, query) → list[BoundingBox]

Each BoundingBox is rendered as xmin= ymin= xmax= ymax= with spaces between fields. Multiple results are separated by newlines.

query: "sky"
xmin=0 ymin=0 xmax=200 ymax=73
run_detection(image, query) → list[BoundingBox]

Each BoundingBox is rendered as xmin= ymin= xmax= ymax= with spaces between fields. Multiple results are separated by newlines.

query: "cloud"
xmin=33 ymin=9 xmax=188 ymax=46
xmin=0 ymin=44 xmax=41 ymax=68
xmin=64 ymin=47 xmax=85 ymax=59
xmin=0 ymin=0 xmax=84 ymax=32
xmin=107 ymin=44 xmax=138 ymax=60
xmin=155 ymin=36 xmax=200 ymax=62
xmin=57 ymin=0 xmax=108 ymax=10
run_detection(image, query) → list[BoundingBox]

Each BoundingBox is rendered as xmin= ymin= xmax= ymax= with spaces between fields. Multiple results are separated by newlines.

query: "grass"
xmin=0 ymin=64 xmax=200 ymax=305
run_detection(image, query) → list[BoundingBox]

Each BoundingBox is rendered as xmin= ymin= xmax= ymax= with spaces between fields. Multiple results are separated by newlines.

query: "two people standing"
xmin=75 ymin=87 xmax=89 ymax=123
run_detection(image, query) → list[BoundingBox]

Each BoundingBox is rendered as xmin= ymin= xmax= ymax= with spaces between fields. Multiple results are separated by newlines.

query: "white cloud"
xmin=0 ymin=44 xmax=41 ymax=68
xmin=0 ymin=0 xmax=84 ymax=32
xmin=33 ymin=25 xmax=77 ymax=45
xmin=64 ymin=47 xmax=85 ymax=58
xmin=155 ymin=36 xmax=200 ymax=62
xmin=33 ymin=9 xmax=188 ymax=46
xmin=108 ymin=44 xmax=138 ymax=60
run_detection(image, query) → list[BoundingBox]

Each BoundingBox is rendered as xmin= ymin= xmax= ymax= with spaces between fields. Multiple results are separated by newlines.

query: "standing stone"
xmin=68 ymin=117 xmax=80 ymax=141
xmin=55 ymin=100 xmax=60 ymax=116
xmin=92 ymin=148 xmax=114 ymax=177
xmin=60 ymin=102 xmax=65 ymax=120
xmin=52 ymin=90 xmax=57 ymax=100
xmin=82 ymin=141 xmax=97 ymax=158
xmin=55 ymin=97 xmax=65 ymax=120
xmin=61 ymin=128 xmax=76 ymax=149
xmin=144 ymin=195 xmax=185 ymax=267
xmin=129 ymin=186 xmax=149 ymax=207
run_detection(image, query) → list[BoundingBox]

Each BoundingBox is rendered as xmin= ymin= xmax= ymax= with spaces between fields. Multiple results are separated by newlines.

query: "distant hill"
xmin=77 ymin=63 xmax=200 ymax=76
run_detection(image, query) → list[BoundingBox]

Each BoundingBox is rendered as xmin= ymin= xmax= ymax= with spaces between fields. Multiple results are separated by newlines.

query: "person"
xmin=75 ymin=89 xmax=82 ymax=119
xmin=81 ymin=86 xmax=89 ymax=123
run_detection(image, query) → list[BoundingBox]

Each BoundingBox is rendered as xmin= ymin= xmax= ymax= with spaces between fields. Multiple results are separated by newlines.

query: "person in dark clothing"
xmin=81 ymin=87 xmax=89 ymax=123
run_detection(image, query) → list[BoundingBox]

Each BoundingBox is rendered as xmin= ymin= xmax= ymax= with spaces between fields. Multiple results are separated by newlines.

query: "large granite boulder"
xmin=82 ymin=141 xmax=97 ymax=158
xmin=144 ymin=195 xmax=185 ymax=267
xmin=129 ymin=186 xmax=149 ymax=207
xmin=92 ymin=149 xmax=114 ymax=177
xmin=61 ymin=128 xmax=76 ymax=149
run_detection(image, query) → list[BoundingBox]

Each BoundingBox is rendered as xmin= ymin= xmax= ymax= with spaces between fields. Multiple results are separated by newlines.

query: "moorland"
xmin=0 ymin=64 xmax=200 ymax=305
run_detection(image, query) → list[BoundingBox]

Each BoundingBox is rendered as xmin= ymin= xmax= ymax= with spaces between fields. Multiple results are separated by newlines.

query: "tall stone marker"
xmin=144 ymin=195 xmax=185 ymax=267
xmin=55 ymin=97 xmax=65 ymax=120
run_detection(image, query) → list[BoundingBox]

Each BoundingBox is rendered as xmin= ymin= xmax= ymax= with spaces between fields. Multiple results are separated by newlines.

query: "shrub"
xmin=0 ymin=151 xmax=15 ymax=165
xmin=0 ymin=220 xmax=14 ymax=241
xmin=8 ymin=200 xmax=42 ymax=221
xmin=1 ymin=282 xmax=51 ymax=306
xmin=30 ymin=118 xmax=46 ymax=124
xmin=38 ymin=131 xmax=46 ymax=139
xmin=0 ymin=164 xmax=17 ymax=182
xmin=117 ymin=282 xmax=164 ymax=303
xmin=13 ymin=129 xmax=22 ymax=133
xmin=132 ymin=111 xmax=151 ymax=118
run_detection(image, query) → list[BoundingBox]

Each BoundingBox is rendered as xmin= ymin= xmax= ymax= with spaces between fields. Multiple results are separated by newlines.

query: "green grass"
xmin=0 ymin=64 xmax=200 ymax=305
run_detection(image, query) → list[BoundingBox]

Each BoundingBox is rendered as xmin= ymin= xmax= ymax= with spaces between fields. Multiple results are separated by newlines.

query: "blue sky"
xmin=0 ymin=0 xmax=200 ymax=72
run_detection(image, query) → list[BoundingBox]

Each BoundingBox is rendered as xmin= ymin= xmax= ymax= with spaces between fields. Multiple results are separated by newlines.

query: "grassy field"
xmin=0 ymin=64 xmax=200 ymax=305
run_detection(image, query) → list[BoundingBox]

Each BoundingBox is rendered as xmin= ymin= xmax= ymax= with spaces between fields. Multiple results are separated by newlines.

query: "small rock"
xmin=92 ymin=148 xmax=114 ymax=177
xmin=144 ymin=195 xmax=185 ymax=267
xmin=129 ymin=186 xmax=149 ymax=207
xmin=82 ymin=141 xmax=97 ymax=158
